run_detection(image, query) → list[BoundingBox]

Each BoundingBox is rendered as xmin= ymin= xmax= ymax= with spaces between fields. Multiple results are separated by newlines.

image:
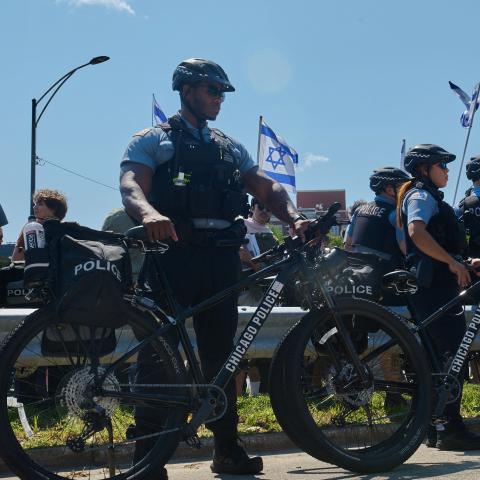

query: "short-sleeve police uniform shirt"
xmin=402 ymin=188 xmax=439 ymax=226
xmin=121 ymin=115 xmax=256 ymax=174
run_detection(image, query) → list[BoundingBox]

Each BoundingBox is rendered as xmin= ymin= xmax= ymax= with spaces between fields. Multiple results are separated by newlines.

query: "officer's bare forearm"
xmin=243 ymin=168 xmax=298 ymax=225
xmin=120 ymin=168 xmax=157 ymax=222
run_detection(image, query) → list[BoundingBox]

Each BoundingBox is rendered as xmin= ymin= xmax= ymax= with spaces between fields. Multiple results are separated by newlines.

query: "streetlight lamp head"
xmin=89 ymin=56 xmax=110 ymax=65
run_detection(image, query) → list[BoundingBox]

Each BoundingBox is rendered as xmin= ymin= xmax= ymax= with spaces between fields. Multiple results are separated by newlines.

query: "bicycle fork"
xmin=315 ymin=280 xmax=370 ymax=385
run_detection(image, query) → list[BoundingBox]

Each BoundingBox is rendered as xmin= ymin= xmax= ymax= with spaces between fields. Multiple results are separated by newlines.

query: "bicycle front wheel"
xmin=269 ymin=297 xmax=432 ymax=474
xmin=0 ymin=305 xmax=189 ymax=480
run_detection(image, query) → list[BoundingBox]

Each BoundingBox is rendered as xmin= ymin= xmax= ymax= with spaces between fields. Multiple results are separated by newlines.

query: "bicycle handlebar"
xmin=250 ymin=202 xmax=341 ymax=264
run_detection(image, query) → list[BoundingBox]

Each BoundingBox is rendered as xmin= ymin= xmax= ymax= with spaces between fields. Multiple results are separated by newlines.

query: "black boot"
xmin=210 ymin=437 xmax=263 ymax=475
xmin=425 ymin=424 xmax=437 ymax=448
xmin=437 ymin=422 xmax=480 ymax=451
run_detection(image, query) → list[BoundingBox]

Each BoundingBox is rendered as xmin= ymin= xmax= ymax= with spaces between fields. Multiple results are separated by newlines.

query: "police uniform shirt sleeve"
xmin=0 ymin=203 xmax=7 ymax=227
xmin=121 ymin=128 xmax=175 ymax=172
xmin=404 ymin=190 xmax=438 ymax=225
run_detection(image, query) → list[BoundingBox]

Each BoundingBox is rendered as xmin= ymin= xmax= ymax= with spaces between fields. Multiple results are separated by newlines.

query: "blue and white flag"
xmin=258 ymin=119 xmax=298 ymax=194
xmin=152 ymin=94 xmax=167 ymax=125
xmin=449 ymin=81 xmax=480 ymax=128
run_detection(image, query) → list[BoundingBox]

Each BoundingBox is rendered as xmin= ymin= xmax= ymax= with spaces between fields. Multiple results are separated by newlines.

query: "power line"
xmin=37 ymin=157 xmax=119 ymax=192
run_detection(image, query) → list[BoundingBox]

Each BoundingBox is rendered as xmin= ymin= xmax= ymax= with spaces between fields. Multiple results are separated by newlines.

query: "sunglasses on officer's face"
xmin=436 ymin=161 xmax=448 ymax=170
xmin=200 ymin=84 xmax=225 ymax=100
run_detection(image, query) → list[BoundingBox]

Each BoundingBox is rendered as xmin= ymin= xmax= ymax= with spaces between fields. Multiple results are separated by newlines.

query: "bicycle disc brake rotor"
xmin=326 ymin=362 xmax=374 ymax=407
xmin=57 ymin=367 xmax=120 ymax=418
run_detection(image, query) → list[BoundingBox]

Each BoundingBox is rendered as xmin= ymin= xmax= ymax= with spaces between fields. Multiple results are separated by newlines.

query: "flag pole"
xmin=256 ymin=115 xmax=263 ymax=165
xmin=453 ymin=99 xmax=479 ymax=204
xmin=151 ymin=94 xmax=155 ymax=127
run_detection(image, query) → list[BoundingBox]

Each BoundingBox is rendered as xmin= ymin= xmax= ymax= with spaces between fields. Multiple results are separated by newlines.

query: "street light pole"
xmin=29 ymin=55 xmax=110 ymax=215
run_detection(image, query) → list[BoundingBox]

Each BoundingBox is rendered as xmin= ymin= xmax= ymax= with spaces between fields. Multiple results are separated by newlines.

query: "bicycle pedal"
xmin=185 ymin=433 xmax=202 ymax=449
xmin=182 ymin=426 xmax=202 ymax=449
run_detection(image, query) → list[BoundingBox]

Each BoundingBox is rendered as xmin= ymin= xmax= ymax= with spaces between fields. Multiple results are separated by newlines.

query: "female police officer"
xmin=398 ymin=144 xmax=480 ymax=450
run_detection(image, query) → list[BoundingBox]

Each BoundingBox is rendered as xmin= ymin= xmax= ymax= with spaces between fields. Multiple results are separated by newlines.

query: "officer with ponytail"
xmin=399 ymin=144 xmax=480 ymax=450
xmin=458 ymin=156 xmax=480 ymax=257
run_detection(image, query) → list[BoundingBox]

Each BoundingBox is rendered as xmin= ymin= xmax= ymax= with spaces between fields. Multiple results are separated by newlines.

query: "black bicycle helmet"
xmin=466 ymin=155 xmax=480 ymax=181
xmin=172 ymin=58 xmax=235 ymax=92
xmin=403 ymin=144 xmax=456 ymax=175
xmin=369 ymin=167 xmax=411 ymax=193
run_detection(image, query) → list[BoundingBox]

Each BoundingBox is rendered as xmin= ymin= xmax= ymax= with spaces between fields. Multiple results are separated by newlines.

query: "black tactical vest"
xmin=458 ymin=188 xmax=480 ymax=257
xmin=149 ymin=115 xmax=249 ymax=223
xmin=402 ymin=181 xmax=466 ymax=287
xmin=350 ymin=198 xmax=401 ymax=261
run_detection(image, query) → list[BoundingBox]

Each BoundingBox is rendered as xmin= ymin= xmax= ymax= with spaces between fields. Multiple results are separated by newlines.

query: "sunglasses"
xmin=202 ymin=84 xmax=225 ymax=100
xmin=436 ymin=161 xmax=448 ymax=170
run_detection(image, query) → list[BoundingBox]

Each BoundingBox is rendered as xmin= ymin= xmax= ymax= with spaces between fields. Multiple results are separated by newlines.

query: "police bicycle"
xmin=0 ymin=204 xmax=432 ymax=479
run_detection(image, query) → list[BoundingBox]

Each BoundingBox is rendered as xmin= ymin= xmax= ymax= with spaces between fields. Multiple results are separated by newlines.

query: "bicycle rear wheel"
xmin=0 ymin=305 xmax=188 ymax=479
xmin=269 ymin=297 xmax=432 ymax=473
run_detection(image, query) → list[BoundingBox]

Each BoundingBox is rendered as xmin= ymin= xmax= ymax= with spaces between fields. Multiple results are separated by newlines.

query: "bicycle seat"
xmin=382 ymin=270 xmax=418 ymax=295
xmin=125 ymin=226 xmax=148 ymax=241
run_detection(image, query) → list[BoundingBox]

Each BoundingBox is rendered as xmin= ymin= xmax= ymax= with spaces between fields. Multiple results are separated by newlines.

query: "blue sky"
xmin=1 ymin=0 xmax=480 ymax=241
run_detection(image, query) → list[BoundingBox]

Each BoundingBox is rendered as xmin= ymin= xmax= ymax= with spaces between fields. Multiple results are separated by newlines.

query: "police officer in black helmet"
xmin=458 ymin=156 xmax=480 ymax=257
xmin=399 ymin=144 xmax=480 ymax=450
xmin=120 ymin=58 xmax=310 ymax=478
xmin=345 ymin=167 xmax=411 ymax=264
xmin=344 ymin=167 xmax=410 ymax=408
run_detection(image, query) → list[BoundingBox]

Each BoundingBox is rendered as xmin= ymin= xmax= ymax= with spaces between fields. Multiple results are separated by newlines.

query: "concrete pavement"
xmin=1 ymin=445 xmax=480 ymax=479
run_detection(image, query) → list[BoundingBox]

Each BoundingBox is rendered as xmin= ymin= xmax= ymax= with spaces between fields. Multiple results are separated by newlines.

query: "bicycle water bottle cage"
xmin=382 ymin=270 xmax=418 ymax=295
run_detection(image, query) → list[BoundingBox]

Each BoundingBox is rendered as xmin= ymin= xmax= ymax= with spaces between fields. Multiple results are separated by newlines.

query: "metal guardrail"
xmin=0 ymin=305 xmax=479 ymax=367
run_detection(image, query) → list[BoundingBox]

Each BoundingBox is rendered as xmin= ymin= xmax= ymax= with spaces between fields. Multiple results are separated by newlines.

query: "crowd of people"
xmin=3 ymin=57 xmax=480 ymax=477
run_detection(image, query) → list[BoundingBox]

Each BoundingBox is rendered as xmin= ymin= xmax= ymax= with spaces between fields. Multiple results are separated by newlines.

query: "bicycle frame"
xmin=101 ymin=242 xmax=367 ymax=429
xmin=101 ymin=249 xmax=299 ymax=410
xmin=365 ymin=279 xmax=480 ymax=420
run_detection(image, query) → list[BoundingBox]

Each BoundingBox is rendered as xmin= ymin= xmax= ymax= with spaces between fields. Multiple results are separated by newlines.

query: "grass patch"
xmin=8 ymin=384 xmax=480 ymax=449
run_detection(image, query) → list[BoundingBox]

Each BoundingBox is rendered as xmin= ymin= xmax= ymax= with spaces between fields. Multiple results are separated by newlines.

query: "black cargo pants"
xmin=134 ymin=242 xmax=241 ymax=461
xmin=409 ymin=276 xmax=466 ymax=422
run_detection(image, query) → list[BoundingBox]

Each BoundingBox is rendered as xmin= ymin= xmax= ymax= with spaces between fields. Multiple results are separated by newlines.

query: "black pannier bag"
xmin=33 ymin=220 xmax=133 ymax=357
xmin=323 ymin=249 xmax=387 ymax=302
xmin=0 ymin=263 xmax=44 ymax=308
xmin=322 ymin=248 xmax=404 ymax=335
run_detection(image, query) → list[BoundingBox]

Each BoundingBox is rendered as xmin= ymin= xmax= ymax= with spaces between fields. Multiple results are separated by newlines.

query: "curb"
xmin=172 ymin=431 xmax=295 ymax=460
xmin=2 ymin=419 xmax=480 ymax=472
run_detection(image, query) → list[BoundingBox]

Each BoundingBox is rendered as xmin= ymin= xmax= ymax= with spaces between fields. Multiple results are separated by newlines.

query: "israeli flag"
xmin=152 ymin=94 xmax=167 ymax=125
xmin=258 ymin=119 xmax=298 ymax=194
xmin=449 ymin=81 xmax=480 ymax=128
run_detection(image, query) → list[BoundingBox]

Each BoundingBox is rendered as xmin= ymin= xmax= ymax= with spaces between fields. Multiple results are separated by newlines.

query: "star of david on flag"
xmin=258 ymin=118 xmax=298 ymax=194
xmin=152 ymin=94 xmax=167 ymax=125
xmin=449 ymin=81 xmax=480 ymax=128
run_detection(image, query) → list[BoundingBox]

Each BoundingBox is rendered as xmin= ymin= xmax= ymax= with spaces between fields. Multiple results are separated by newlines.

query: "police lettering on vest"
xmin=351 ymin=199 xmax=400 ymax=258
